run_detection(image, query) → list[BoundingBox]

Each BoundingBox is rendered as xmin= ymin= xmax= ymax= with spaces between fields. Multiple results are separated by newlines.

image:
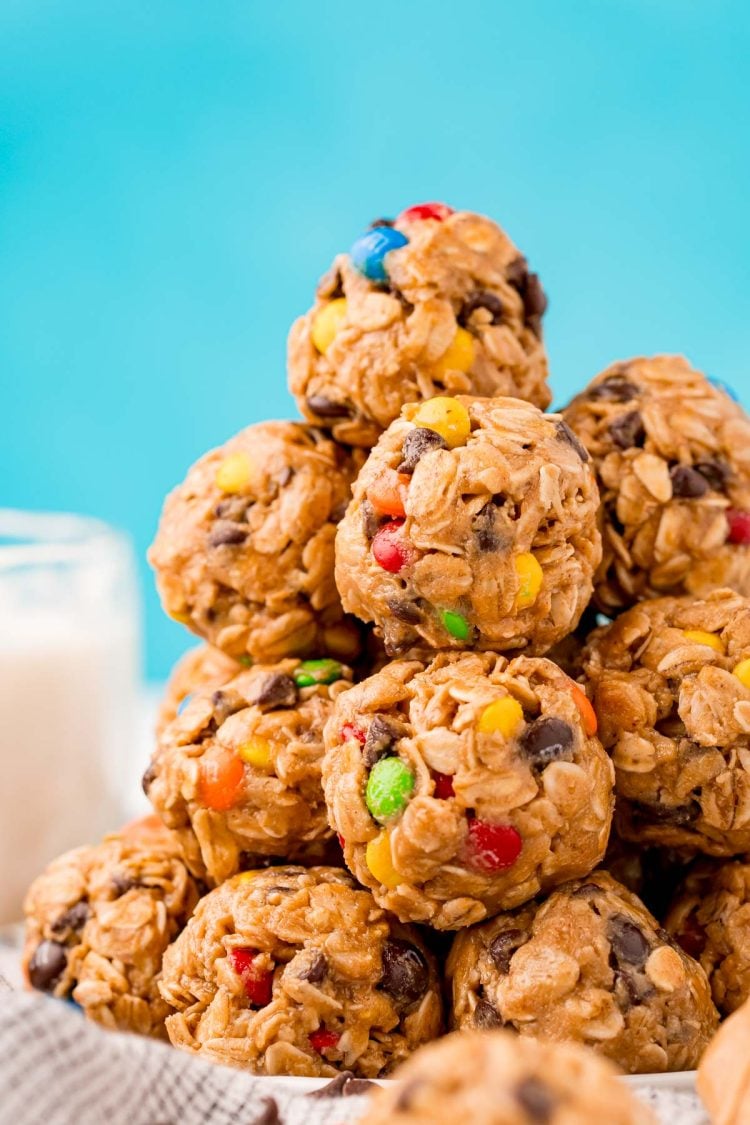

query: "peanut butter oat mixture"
xmin=156 ymin=643 xmax=242 ymax=735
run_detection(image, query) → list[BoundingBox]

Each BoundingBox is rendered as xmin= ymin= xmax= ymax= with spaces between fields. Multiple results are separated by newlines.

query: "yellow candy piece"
xmin=311 ymin=298 xmax=348 ymax=354
xmin=366 ymin=831 xmax=401 ymax=889
xmin=234 ymin=870 xmax=262 ymax=884
xmin=733 ymin=658 xmax=750 ymax=689
xmin=431 ymin=327 xmax=475 ymax=379
xmin=237 ymin=736 xmax=273 ymax=770
xmin=215 ymin=452 xmax=253 ymax=494
xmin=413 ymin=396 xmax=471 ymax=449
xmin=170 ymin=609 xmax=192 ymax=626
xmin=683 ymin=630 xmax=725 ymax=653
xmin=477 ymin=696 xmax=524 ymax=737
xmin=514 ymin=553 xmax=544 ymax=610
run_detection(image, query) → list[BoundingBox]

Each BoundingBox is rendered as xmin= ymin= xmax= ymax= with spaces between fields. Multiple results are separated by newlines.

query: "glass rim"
xmin=0 ymin=508 xmax=131 ymax=569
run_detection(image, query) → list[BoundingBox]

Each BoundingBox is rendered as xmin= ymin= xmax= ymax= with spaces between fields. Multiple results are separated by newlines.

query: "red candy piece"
xmin=309 ymin=1028 xmax=341 ymax=1053
xmin=398 ymin=202 xmax=454 ymax=223
xmin=341 ymin=722 xmax=366 ymax=744
xmin=372 ymin=520 xmax=413 ymax=573
xmin=229 ymin=947 xmax=274 ymax=1007
xmin=432 ymin=772 xmax=455 ymax=800
xmin=465 ymin=818 xmax=522 ymax=873
xmin=727 ymin=509 xmax=750 ymax=545
xmin=337 ymin=833 xmax=346 ymax=850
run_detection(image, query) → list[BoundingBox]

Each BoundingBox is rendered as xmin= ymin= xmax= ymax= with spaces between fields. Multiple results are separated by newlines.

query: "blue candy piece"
xmin=350 ymin=226 xmax=409 ymax=283
xmin=709 ymin=376 xmax=739 ymax=402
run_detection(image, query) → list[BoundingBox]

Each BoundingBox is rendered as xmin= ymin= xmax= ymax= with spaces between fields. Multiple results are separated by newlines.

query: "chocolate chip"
xmin=208 ymin=522 xmax=247 ymax=547
xmin=554 ymin=419 xmax=589 ymax=462
xmin=695 ymin=459 xmax=731 ymax=492
xmin=515 ymin=1076 xmax=556 ymax=1123
xmin=488 ymin=928 xmax=527 ymax=973
xmin=458 ymin=290 xmax=504 ymax=326
xmin=609 ymin=411 xmax=645 ymax=450
xmin=473 ymin=997 xmax=502 ymax=1029
xmin=307 ymin=1071 xmax=377 ymax=1098
xmin=369 ymin=217 xmax=394 ymax=228
xmin=141 ymin=763 xmax=157 ymax=796
xmin=28 ymin=940 xmax=67 ymax=992
xmin=391 ymin=288 xmax=415 ymax=315
xmin=316 ymin=266 xmax=343 ymax=300
xmin=587 ymin=374 xmax=640 ymax=403
xmin=518 ymin=717 xmax=575 ymax=769
xmin=670 ymin=465 xmax=709 ymax=499
xmin=214 ymin=496 xmax=250 ymax=521
xmin=305 ymin=394 xmax=351 ymax=418
xmin=250 ymin=1097 xmax=282 ymax=1125
xmin=363 ymin=716 xmax=398 ymax=767
xmin=506 ymin=256 xmax=528 ymax=288
xmin=331 ymin=500 xmax=348 ymax=522
xmin=571 ymin=882 xmax=601 ymax=900
xmin=299 ymin=952 xmax=327 ymax=984
xmin=112 ymin=874 xmax=136 ymax=896
xmin=386 ymin=597 xmax=421 ymax=624
xmin=362 ymin=499 xmax=380 ymax=540
xmin=397 ymin=426 xmax=448 ymax=473
xmin=632 ymin=798 xmax=700 ymax=825
xmin=249 ymin=673 xmax=298 ymax=711
xmin=52 ymin=901 xmax=90 ymax=934
xmin=523 ymin=273 xmax=547 ymax=319
xmin=379 ymin=939 xmax=429 ymax=1010
xmin=472 ymin=501 xmax=508 ymax=552
xmin=608 ymin=914 xmax=650 ymax=967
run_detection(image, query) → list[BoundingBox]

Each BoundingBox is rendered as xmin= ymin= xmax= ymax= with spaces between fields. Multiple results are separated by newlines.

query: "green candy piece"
xmin=237 ymin=655 xmax=253 ymax=668
xmin=293 ymin=658 xmax=343 ymax=687
xmin=441 ymin=609 xmax=471 ymax=641
xmin=366 ymin=757 xmax=415 ymax=824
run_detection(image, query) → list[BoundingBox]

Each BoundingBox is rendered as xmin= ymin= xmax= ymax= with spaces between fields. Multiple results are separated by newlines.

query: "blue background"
xmin=2 ymin=0 xmax=748 ymax=680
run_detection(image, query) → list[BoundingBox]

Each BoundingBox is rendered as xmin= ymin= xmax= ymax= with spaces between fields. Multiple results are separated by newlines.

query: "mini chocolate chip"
xmin=632 ymin=798 xmax=700 ymax=825
xmin=249 ymin=673 xmax=298 ymax=711
xmin=587 ymin=374 xmax=640 ymax=403
xmin=211 ymin=688 xmax=243 ymax=723
xmin=369 ymin=217 xmax=394 ymax=228
xmin=299 ymin=952 xmax=327 ymax=984
xmin=609 ymin=410 xmax=645 ymax=450
xmin=695 ymin=459 xmax=731 ymax=492
xmin=398 ymin=426 xmax=448 ymax=473
xmin=523 ymin=273 xmax=547 ymax=319
xmin=386 ymin=597 xmax=421 ymax=624
xmin=250 ymin=1097 xmax=282 ymax=1125
xmin=208 ymin=522 xmax=247 ymax=547
xmin=363 ymin=716 xmax=398 ymax=767
xmin=488 ymin=928 xmax=527 ymax=973
xmin=362 ymin=499 xmax=380 ymax=539
xmin=473 ymin=997 xmax=502 ymax=1029
xmin=518 ymin=718 xmax=575 ymax=769
xmin=670 ymin=465 xmax=709 ymax=499
xmin=52 ymin=901 xmax=90 ymax=934
xmin=112 ymin=874 xmax=136 ymax=896
xmin=554 ymin=419 xmax=589 ymax=462
xmin=608 ymin=914 xmax=650 ymax=967
xmin=28 ymin=940 xmax=67 ymax=992
xmin=472 ymin=501 xmax=508 ymax=552
xmin=391 ymin=288 xmax=415 ymax=315
xmin=331 ymin=500 xmax=349 ymax=522
xmin=316 ymin=266 xmax=344 ymax=300
xmin=571 ymin=882 xmax=601 ymax=900
xmin=307 ymin=1071 xmax=376 ymax=1098
xmin=459 ymin=290 xmax=504 ymax=326
xmin=141 ymin=763 xmax=157 ymax=796
xmin=277 ymin=466 xmax=294 ymax=488
xmin=305 ymin=394 xmax=351 ymax=418
xmin=379 ymin=939 xmax=429 ymax=1010
xmin=515 ymin=1076 xmax=556 ymax=1124
xmin=506 ymin=255 xmax=528 ymax=288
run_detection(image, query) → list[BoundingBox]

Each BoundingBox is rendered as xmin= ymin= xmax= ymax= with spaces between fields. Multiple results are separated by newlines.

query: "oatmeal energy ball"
xmin=359 ymin=1030 xmax=655 ymax=1125
xmin=665 ymin=858 xmax=750 ymax=1016
xmin=697 ymin=998 xmax=750 ymax=1125
xmin=149 ymin=421 xmax=364 ymax=664
xmin=145 ymin=657 xmax=353 ymax=885
xmin=156 ymin=643 xmax=242 ymax=735
xmin=159 ymin=865 xmax=442 ymax=1077
xmin=334 ymin=395 xmax=601 ymax=657
xmin=23 ymin=817 xmax=199 ymax=1038
xmin=323 ymin=652 xmax=613 ymax=930
xmin=562 ymin=355 xmax=750 ymax=612
xmin=583 ymin=588 xmax=750 ymax=854
xmin=288 ymin=203 xmax=551 ymax=447
xmin=447 ymin=872 xmax=718 ymax=1074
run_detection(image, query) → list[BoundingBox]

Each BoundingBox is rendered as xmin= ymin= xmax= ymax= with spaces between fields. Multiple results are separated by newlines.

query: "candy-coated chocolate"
xmin=293 ymin=658 xmax=344 ymax=687
xmin=311 ymin=298 xmax=348 ymax=354
xmin=372 ymin=521 xmax=412 ymax=573
xmin=465 ymin=819 xmax=523 ymax=873
xmin=309 ymin=1028 xmax=341 ymax=1053
xmin=431 ymin=327 xmax=475 ymax=380
xmin=727 ymin=509 xmax=750 ymax=546
xmin=215 ymin=452 xmax=253 ymax=493
xmin=368 ymin=469 xmax=410 ymax=518
xmin=477 ymin=696 xmax=524 ymax=738
xmin=198 ymin=750 xmax=244 ymax=811
xmin=570 ymin=682 xmax=598 ymax=737
xmin=514 ymin=552 xmax=544 ymax=610
xmin=412 ymin=396 xmax=472 ymax=449
xmin=432 ymin=771 xmax=455 ymax=800
xmin=733 ymin=658 xmax=750 ymax=690
xmin=397 ymin=201 xmax=454 ymax=223
xmin=440 ymin=608 xmax=471 ymax=641
xmin=341 ymin=721 xmax=367 ymax=744
xmin=237 ymin=736 xmax=273 ymax=770
xmin=366 ymin=831 xmax=401 ymax=888
xmin=350 ymin=226 xmax=408 ymax=283
xmin=683 ymin=629 xmax=725 ymax=653
xmin=229 ymin=947 xmax=274 ymax=1006
xmin=365 ymin=757 xmax=415 ymax=824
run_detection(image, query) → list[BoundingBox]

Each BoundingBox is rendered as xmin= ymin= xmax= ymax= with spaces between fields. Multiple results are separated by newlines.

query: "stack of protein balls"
xmin=22 ymin=201 xmax=750 ymax=1086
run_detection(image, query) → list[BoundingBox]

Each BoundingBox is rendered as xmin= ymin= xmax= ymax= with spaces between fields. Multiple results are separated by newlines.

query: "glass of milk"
xmin=0 ymin=510 xmax=141 ymax=923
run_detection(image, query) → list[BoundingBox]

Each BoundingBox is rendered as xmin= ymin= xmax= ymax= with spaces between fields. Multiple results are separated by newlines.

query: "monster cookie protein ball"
xmin=562 ymin=355 xmax=750 ymax=612
xmin=359 ymin=1031 xmax=655 ymax=1125
xmin=447 ymin=872 xmax=718 ymax=1074
xmin=582 ymin=588 xmax=750 ymax=854
xmin=665 ymin=857 xmax=750 ymax=1016
xmin=23 ymin=817 xmax=199 ymax=1038
xmin=322 ymin=652 xmax=613 ymax=930
xmin=159 ymin=865 xmax=442 ymax=1077
xmin=144 ymin=658 xmax=353 ymax=885
xmin=149 ymin=421 xmax=364 ymax=664
xmin=288 ymin=203 xmax=551 ymax=448
xmin=156 ymin=643 xmax=242 ymax=735
xmin=334 ymin=395 xmax=601 ymax=657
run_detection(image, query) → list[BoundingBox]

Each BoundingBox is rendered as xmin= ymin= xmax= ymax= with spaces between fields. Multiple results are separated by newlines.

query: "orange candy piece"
xmin=368 ymin=469 xmax=411 ymax=518
xmin=199 ymin=750 xmax=245 ymax=811
xmin=570 ymin=682 xmax=598 ymax=737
